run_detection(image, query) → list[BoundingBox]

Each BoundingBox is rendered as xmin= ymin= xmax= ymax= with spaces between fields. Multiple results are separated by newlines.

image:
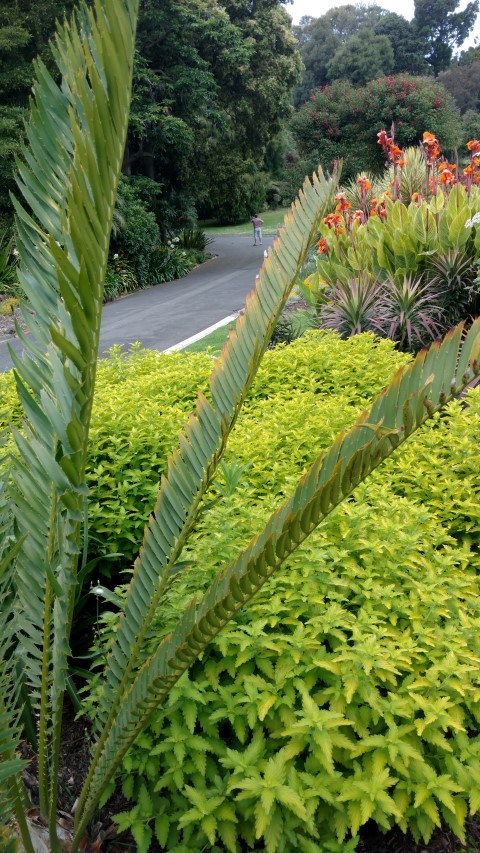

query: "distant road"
xmin=0 ymin=235 xmax=273 ymax=373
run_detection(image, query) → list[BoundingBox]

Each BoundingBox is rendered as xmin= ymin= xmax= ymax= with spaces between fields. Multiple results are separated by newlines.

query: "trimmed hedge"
xmin=73 ymin=333 xmax=480 ymax=852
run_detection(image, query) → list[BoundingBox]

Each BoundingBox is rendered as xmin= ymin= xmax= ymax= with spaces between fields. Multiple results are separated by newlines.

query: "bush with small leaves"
xmin=81 ymin=335 xmax=480 ymax=853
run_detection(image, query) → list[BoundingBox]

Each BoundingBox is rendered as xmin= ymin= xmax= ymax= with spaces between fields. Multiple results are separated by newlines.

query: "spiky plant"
xmin=342 ymin=171 xmax=379 ymax=213
xmin=1 ymin=1 xmax=480 ymax=851
xmin=318 ymin=272 xmax=382 ymax=338
xmin=376 ymin=273 xmax=445 ymax=352
xmin=377 ymin=145 xmax=427 ymax=204
xmin=425 ymin=248 xmax=480 ymax=327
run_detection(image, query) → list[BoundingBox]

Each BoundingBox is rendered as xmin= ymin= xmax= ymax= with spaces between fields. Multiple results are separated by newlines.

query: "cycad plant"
xmin=1 ymin=1 xmax=480 ymax=852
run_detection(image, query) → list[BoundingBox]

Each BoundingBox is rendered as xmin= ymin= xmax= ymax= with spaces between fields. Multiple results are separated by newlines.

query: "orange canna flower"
xmin=316 ymin=237 xmax=329 ymax=255
xmin=411 ymin=192 xmax=422 ymax=204
xmin=357 ymin=175 xmax=371 ymax=192
xmin=422 ymin=131 xmax=440 ymax=163
xmin=334 ymin=192 xmax=351 ymax=212
xmin=323 ymin=212 xmax=344 ymax=234
xmin=439 ymin=169 xmax=455 ymax=186
xmin=389 ymin=144 xmax=403 ymax=157
xmin=466 ymin=139 xmax=480 ymax=153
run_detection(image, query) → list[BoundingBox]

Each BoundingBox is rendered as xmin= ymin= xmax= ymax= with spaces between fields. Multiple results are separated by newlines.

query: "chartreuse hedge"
xmin=73 ymin=332 xmax=480 ymax=852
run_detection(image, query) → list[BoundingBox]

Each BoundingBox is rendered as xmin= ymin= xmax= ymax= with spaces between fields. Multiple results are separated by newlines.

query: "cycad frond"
xmin=0 ymin=462 xmax=26 ymax=832
xmin=9 ymin=0 xmax=139 ymax=828
xmin=91 ymin=171 xmax=337 ymax=736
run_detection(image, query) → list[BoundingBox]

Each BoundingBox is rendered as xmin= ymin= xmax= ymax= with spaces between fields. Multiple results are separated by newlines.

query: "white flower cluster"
xmin=465 ymin=212 xmax=480 ymax=228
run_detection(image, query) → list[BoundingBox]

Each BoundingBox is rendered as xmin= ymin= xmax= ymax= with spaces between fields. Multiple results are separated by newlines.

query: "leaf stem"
xmin=10 ymin=777 xmax=35 ymax=853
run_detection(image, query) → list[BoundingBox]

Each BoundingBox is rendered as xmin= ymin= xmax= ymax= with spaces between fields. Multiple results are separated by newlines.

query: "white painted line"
xmin=164 ymin=313 xmax=239 ymax=352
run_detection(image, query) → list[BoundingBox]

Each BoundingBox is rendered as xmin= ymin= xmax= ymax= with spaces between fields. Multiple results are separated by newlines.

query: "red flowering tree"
xmin=290 ymin=74 xmax=461 ymax=182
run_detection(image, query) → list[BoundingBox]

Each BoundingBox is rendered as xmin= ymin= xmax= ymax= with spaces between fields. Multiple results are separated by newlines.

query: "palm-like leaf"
xmin=75 ymin=167 xmax=338 ymax=835
xmin=7 ymin=0 xmax=139 ymax=836
xmin=0 ymin=450 xmax=27 ymax=839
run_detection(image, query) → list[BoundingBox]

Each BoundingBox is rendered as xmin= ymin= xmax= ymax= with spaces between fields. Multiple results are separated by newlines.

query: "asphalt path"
xmin=0 ymin=235 xmax=273 ymax=373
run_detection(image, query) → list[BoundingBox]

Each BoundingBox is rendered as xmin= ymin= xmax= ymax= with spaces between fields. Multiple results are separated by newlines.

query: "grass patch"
xmin=202 ymin=208 xmax=288 ymax=236
xmin=182 ymin=318 xmax=238 ymax=353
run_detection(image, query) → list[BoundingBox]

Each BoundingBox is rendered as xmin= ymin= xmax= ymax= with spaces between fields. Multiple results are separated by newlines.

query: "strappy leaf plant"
xmin=1 ymin=0 xmax=480 ymax=851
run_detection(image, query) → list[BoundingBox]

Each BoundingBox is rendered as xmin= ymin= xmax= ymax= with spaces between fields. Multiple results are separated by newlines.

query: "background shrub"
xmin=291 ymin=75 xmax=461 ymax=182
xmin=148 ymin=243 xmax=195 ymax=284
xmin=111 ymin=177 xmax=160 ymax=286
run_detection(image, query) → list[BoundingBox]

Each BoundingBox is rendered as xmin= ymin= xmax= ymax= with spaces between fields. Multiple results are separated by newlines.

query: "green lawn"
xmin=202 ymin=208 xmax=288 ymax=236
xmin=182 ymin=319 xmax=237 ymax=353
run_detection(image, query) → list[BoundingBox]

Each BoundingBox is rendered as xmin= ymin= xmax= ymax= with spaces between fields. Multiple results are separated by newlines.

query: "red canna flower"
xmin=350 ymin=209 xmax=364 ymax=223
xmin=377 ymin=129 xmax=388 ymax=150
xmin=316 ymin=237 xmax=329 ymax=255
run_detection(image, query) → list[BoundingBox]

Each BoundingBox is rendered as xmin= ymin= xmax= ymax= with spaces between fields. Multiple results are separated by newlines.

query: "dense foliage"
xmin=0 ymin=0 xmax=301 ymax=227
xmin=79 ymin=334 xmax=480 ymax=852
xmin=294 ymin=0 xmax=479 ymax=105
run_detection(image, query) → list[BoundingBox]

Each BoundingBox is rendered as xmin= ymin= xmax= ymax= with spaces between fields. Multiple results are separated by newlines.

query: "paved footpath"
xmin=0 ymin=235 xmax=273 ymax=373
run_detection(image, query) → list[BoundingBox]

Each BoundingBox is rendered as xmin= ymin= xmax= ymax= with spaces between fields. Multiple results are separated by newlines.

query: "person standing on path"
xmin=251 ymin=214 xmax=263 ymax=245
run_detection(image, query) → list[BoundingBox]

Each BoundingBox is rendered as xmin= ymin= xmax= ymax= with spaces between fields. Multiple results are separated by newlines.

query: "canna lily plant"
xmin=0 ymin=0 xmax=480 ymax=851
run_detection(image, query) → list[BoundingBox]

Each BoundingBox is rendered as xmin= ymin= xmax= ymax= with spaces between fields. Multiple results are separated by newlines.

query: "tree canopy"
xmin=414 ymin=0 xmax=479 ymax=75
xmin=0 ymin=0 xmax=301 ymax=227
xmin=294 ymin=1 xmax=479 ymax=106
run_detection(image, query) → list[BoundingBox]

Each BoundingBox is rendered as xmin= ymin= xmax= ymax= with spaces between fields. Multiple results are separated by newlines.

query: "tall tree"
xmin=294 ymin=4 xmax=402 ymax=104
xmin=0 ymin=0 xmax=301 ymax=227
xmin=373 ymin=12 xmax=428 ymax=75
xmin=131 ymin=0 xmax=301 ymax=223
xmin=326 ymin=30 xmax=394 ymax=86
xmin=438 ymin=60 xmax=480 ymax=113
xmin=414 ymin=0 xmax=480 ymax=75
xmin=0 ymin=0 xmax=77 ymax=224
